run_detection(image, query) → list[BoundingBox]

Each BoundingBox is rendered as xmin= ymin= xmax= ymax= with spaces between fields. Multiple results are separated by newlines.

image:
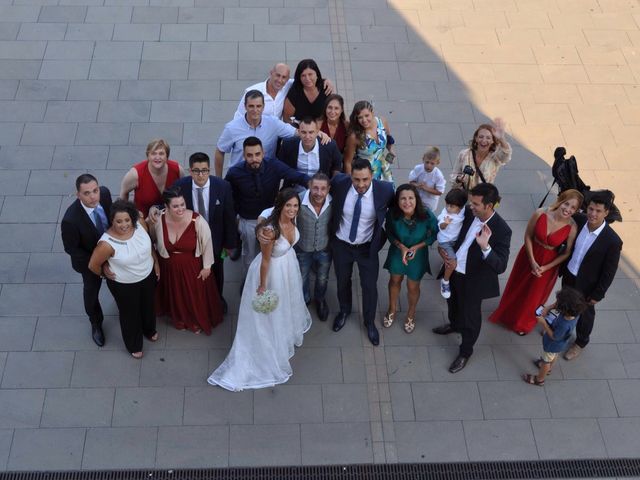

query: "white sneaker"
xmin=440 ymin=280 xmax=451 ymax=299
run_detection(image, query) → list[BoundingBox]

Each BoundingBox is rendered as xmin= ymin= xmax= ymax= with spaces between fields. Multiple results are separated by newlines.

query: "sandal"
xmin=403 ymin=317 xmax=415 ymax=334
xmin=522 ymin=373 xmax=544 ymax=386
xmin=533 ymin=358 xmax=552 ymax=375
xmin=131 ymin=351 xmax=143 ymax=359
xmin=383 ymin=312 xmax=395 ymax=328
xmin=145 ymin=332 xmax=158 ymax=342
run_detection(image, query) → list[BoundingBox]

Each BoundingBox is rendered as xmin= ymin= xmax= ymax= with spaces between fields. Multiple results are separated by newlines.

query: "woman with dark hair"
xmin=383 ymin=184 xmax=438 ymax=333
xmin=283 ymin=59 xmax=328 ymax=123
xmin=490 ymin=189 xmax=582 ymax=335
xmin=151 ymin=187 xmax=223 ymax=335
xmin=451 ymin=118 xmax=511 ymax=191
xmin=208 ymin=188 xmax=312 ymax=391
xmin=320 ymin=94 xmax=349 ymax=153
xmin=88 ymin=199 xmax=158 ymax=358
xmin=343 ymin=100 xmax=395 ymax=182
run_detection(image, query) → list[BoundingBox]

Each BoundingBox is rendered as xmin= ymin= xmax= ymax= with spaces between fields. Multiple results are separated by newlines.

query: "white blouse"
xmin=100 ymin=225 xmax=153 ymax=284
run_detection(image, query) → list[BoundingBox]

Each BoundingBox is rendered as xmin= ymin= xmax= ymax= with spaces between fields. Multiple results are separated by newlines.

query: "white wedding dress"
xmin=208 ymin=227 xmax=312 ymax=391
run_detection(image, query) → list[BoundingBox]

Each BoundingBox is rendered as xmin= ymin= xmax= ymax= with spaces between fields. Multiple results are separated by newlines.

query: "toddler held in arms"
xmin=437 ymin=188 xmax=467 ymax=299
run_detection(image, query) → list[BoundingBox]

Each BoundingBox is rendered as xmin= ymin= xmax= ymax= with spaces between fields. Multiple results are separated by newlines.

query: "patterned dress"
xmin=357 ymin=117 xmax=394 ymax=184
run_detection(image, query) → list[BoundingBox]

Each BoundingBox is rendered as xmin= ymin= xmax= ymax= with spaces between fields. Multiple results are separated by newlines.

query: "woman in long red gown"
xmin=489 ymin=189 xmax=583 ymax=335
xmin=152 ymin=187 xmax=223 ymax=334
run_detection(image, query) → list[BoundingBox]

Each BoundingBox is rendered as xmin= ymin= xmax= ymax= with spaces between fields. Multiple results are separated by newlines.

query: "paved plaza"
xmin=0 ymin=0 xmax=639 ymax=471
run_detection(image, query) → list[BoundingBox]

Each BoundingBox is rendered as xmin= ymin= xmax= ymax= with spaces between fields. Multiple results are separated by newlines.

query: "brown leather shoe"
xmin=563 ymin=343 xmax=583 ymax=361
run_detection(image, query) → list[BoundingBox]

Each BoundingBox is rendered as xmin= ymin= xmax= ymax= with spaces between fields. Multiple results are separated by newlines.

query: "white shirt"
xmin=436 ymin=207 xmax=465 ymax=244
xmin=408 ymin=164 xmax=446 ymax=212
xmin=336 ymin=183 xmax=375 ymax=245
xmin=455 ymin=212 xmax=494 ymax=274
xmin=191 ymin=178 xmax=210 ymax=218
xmin=101 ymin=226 xmax=153 ymax=284
xmin=217 ymin=114 xmax=296 ymax=168
xmin=567 ymin=220 xmax=607 ymax=276
xmin=80 ymin=202 xmax=107 ymax=228
xmin=301 ymin=189 xmax=332 ymax=218
xmin=234 ymin=78 xmax=294 ymax=120
xmin=297 ymin=140 xmax=320 ymax=177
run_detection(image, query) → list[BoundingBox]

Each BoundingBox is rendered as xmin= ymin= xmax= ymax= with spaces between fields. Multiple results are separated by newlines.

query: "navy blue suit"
xmin=330 ymin=174 xmax=394 ymax=326
xmin=278 ymin=137 xmax=342 ymax=188
xmin=170 ymin=176 xmax=237 ymax=296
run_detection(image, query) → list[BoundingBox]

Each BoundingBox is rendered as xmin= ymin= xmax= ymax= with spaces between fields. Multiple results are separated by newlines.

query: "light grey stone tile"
xmin=8 ymin=428 xmax=85 ymax=470
xmin=33 ymin=314 xmax=112 ymax=352
xmin=409 ymin=123 xmax=465 ymax=146
xmin=0 ymin=101 xmax=45 ymax=122
xmin=113 ymin=387 xmax=183 ymax=426
xmin=598 ymin=418 xmax=640 ymax=458
xmin=286 ymin=41 xmax=332 ymax=62
xmin=0 ymin=171 xmax=31 ymax=195
xmin=113 ymin=23 xmax=160 ymax=41
xmin=340 ymin=346 xmax=366 ymax=383
xmin=140 ymin=60 xmax=189 ymax=80
xmin=181 ymin=123 xmax=220 ymax=144
xmin=75 ymin=123 xmax=131 ymax=145
xmin=0 ymin=196 xmax=61 ymax=223
xmin=21 ymin=123 xmax=77 ymax=145
xmin=68 ymin=80 xmax=120 ymax=100
xmin=224 ymin=7 xmax=268 ymax=24
xmin=532 ymin=418 xmax=607 ymax=459
xmin=301 ymin=422 xmax=372 ymax=465
xmin=0 ymin=60 xmax=41 ymax=80
xmin=351 ymin=61 xmax=400 ymax=81
xmin=464 ymin=419 xmax=538 ymax=461
xmin=237 ymin=60 xmax=275 ymax=80
xmin=269 ymin=7 xmax=314 ymax=24
xmin=129 ymin=123 xmax=183 ymax=146
xmin=25 ymin=253 xmax=79 ymax=284
xmin=609 ymin=379 xmax=640 ymax=416
xmin=237 ymin=42 xmax=284 ymax=62
xmin=179 ymin=7 xmax=223 ymax=23
xmin=0 ymin=6 xmax=41 ymax=22
xmin=0 ymin=255 xmax=30 ymax=284
xmin=395 ymin=43 xmax=441 ymax=63
xmin=322 ymin=383 xmax=369 ymax=423
xmin=0 ymin=23 xmax=20 ymax=41
xmin=132 ymin=6 xmax=177 ymax=23
xmin=300 ymin=25 xmax=330 ymax=41
xmin=230 ymin=424 xmax=300 ymax=467
xmin=421 ymin=101 xmax=476 ymax=124
xmin=389 ymin=382 xmax=414 ymax=421
xmin=65 ymin=24 xmax=114 ymax=41
xmin=288 ymin=347 xmax=342 ymax=384
xmin=207 ymin=24 xmax=253 ymax=41
xmin=16 ymin=80 xmax=68 ymax=100
xmin=44 ymin=42 xmax=95 ymax=61
xmin=428 ymin=346 xmax=498 ymax=381
xmin=41 ymin=388 xmax=114 ymax=427
xmin=220 ymin=79 xmax=253 ymax=99
xmin=343 ymin=7 xmax=373 ymax=26
xmin=26 ymin=170 xmax=85 ymax=195
xmin=142 ymin=41 xmax=190 ymax=61
xmin=45 ymin=101 xmax=99 ymax=123
xmin=184 ymin=385 xmax=253 ymax=425
xmin=169 ymin=80 xmax=220 ymax=100
xmin=89 ymin=60 xmax=140 ymax=80
xmin=139 ymin=349 xmax=208 ymax=386
xmin=83 ymin=427 xmax=157 ymax=469
xmin=0 ymin=389 xmax=45 ymax=428
xmin=478 ymin=380 xmax=551 ymax=419
xmin=349 ymin=43 xmax=395 ymax=61
xmin=395 ymin=421 xmax=468 ymax=462
xmin=39 ymin=60 xmax=91 ymax=80
xmin=106 ymin=145 xmax=142 ymax=169
xmin=0 ymin=282 xmax=63 ymax=314
xmin=160 ymin=24 xmax=207 ymax=41
xmin=0 ymin=123 xmax=24 ymax=145
xmin=39 ymin=5 xmax=87 ymax=22
xmin=156 ymin=426 xmax=229 ymax=468
xmin=0 ymin=145 xmax=54 ymax=169
xmin=0 ymin=224 xmax=57 ymax=253
xmin=254 ymin=24 xmax=298 ymax=41
xmin=253 ymin=385 xmax=322 ymax=424
xmin=18 ymin=23 xmax=68 ymax=41
xmin=119 ymin=80 xmax=170 ymax=100
xmin=412 ymin=381 xmax=483 ymax=421
xmin=361 ymin=25 xmax=408 ymax=43
xmin=619 ymin=344 xmax=640 ymax=378
xmin=98 ymin=100 xmax=151 ymax=122
xmin=0 ymin=429 xmax=11 ymax=470
xmin=2 ymin=351 xmax=73 ymax=388
xmin=72 ymin=351 xmax=142 ymax=387
xmin=0 ymin=80 xmax=18 ymax=99
xmin=191 ymin=42 xmax=238 ymax=61
xmin=545 ymin=379 xmax=618 ymax=418
xmin=93 ymin=42 xmax=142 ymax=60
xmin=85 ymin=6 xmax=133 ymax=23
xmin=150 ymin=100 xmax=201 ymax=122
xmin=385 ymin=346 xmax=431 ymax=382
xmin=558 ymin=344 xmax=627 ymax=380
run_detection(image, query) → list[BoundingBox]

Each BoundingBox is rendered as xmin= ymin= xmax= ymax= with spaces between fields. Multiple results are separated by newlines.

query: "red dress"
xmin=320 ymin=119 xmax=347 ymax=153
xmin=155 ymin=213 xmax=223 ymax=334
xmin=133 ymin=160 xmax=181 ymax=217
xmin=489 ymin=213 xmax=571 ymax=334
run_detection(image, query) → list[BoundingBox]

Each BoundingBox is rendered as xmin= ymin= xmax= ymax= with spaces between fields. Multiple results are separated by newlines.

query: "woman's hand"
xmin=257 ymin=225 xmax=275 ymax=245
xmin=404 ymin=246 xmax=418 ymax=264
xmin=197 ymin=267 xmax=211 ymax=281
xmin=318 ymin=131 xmax=331 ymax=145
xmin=153 ymin=262 xmax=160 ymax=280
xmin=257 ymin=285 xmax=266 ymax=295
xmin=493 ymin=117 xmax=506 ymax=140
xmin=102 ymin=263 xmax=116 ymax=281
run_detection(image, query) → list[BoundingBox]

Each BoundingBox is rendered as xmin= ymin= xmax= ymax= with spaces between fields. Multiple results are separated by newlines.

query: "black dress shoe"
xmin=366 ymin=322 xmax=379 ymax=346
xmin=91 ymin=325 xmax=105 ymax=347
xmin=432 ymin=324 xmax=456 ymax=335
xmin=448 ymin=355 xmax=468 ymax=374
xmin=333 ymin=312 xmax=348 ymax=332
xmin=315 ymin=299 xmax=329 ymax=322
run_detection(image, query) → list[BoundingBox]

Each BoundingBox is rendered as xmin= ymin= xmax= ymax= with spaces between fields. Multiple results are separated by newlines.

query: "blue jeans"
xmin=296 ymin=250 xmax=332 ymax=304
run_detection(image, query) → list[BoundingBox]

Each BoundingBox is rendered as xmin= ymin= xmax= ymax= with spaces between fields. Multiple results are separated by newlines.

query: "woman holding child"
xmin=489 ymin=189 xmax=583 ymax=335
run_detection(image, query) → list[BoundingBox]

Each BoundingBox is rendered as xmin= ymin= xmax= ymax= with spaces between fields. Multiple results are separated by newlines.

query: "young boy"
xmin=437 ymin=188 xmax=467 ymax=299
xmin=523 ymin=287 xmax=588 ymax=386
xmin=409 ymin=146 xmax=446 ymax=213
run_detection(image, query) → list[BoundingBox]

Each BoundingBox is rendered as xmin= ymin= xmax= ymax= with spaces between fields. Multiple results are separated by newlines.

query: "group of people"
xmin=61 ymin=59 xmax=623 ymax=391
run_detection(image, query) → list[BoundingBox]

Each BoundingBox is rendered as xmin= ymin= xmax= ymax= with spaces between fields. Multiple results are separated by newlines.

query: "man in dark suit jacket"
xmin=170 ymin=152 xmax=237 ymax=311
xmin=61 ymin=174 xmax=113 ymax=347
xmin=433 ymin=183 xmax=511 ymax=373
xmin=561 ymin=192 xmax=622 ymax=361
xmin=330 ymin=158 xmax=394 ymax=346
xmin=278 ymin=117 xmax=342 ymax=188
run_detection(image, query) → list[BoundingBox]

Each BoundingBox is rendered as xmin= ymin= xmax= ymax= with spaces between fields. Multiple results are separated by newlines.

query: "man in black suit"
xmin=561 ymin=192 xmax=622 ymax=361
xmin=330 ymin=158 xmax=394 ymax=346
xmin=61 ymin=174 xmax=113 ymax=346
xmin=278 ymin=117 xmax=342 ymax=188
xmin=170 ymin=152 xmax=237 ymax=312
xmin=433 ymin=183 xmax=511 ymax=373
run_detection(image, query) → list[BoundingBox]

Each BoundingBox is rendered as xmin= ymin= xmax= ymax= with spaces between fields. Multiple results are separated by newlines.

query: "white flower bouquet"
xmin=252 ymin=289 xmax=279 ymax=314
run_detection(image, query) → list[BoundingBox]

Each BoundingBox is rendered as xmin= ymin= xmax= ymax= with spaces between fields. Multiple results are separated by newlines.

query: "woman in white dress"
xmin=208 ymin=189 xmax=312 ymax=391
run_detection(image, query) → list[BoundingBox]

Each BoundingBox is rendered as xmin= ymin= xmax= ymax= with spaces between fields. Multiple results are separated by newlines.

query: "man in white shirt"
xmin=561 ymin=192 xmax=622 ymax=361
xmin=432 ymin=183 xmax=512 ymax=373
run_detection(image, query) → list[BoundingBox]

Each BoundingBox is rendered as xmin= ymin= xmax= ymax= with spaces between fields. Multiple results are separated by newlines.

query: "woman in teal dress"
xmin=383 ymin=184 xmax=437 ymax=333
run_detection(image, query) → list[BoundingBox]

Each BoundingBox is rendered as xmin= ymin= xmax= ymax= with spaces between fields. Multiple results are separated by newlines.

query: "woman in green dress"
xmin=383 ymin=184 xmax=438 ymax=333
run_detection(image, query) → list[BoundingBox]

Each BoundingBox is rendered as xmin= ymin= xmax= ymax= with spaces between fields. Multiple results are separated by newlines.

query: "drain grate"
xmin=2 ymin=459 xmax=640 ymax=480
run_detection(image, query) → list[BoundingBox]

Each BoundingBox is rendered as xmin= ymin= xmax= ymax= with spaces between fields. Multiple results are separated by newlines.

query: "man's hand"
xmin=475 ymin=223 xmax=492 ymax=251
xmin=438 ymin=246 xmax=457 ymax=270
xmin=257 ymin=226 xmax=275 ymax=245
xmin=102 ymin=263 xmax=116 ymax=281
xmin=318 ymin=131 xmax=331 ymax=145
xmin=322 ymin=79 xmax=335 ymax=95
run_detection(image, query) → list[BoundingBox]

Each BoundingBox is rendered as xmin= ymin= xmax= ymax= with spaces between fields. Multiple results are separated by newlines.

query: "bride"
xmin=208 ymin=188 xmax=312 ymax=391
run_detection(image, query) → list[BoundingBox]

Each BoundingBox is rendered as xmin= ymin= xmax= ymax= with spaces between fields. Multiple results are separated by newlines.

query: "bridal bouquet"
xmin=252 ymin=289 xmax=279 ymax=314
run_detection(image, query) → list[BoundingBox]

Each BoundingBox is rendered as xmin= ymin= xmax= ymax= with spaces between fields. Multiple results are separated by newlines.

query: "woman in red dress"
xmin=319 ymin=94 xmax=348 ymax=154
xmin=119 ymin=139 xmax=186 ymax=217
xmin=489 ymin=189 xmax=583 ymax=335
xmin=152 ymin=187 xmax=223 ymax=334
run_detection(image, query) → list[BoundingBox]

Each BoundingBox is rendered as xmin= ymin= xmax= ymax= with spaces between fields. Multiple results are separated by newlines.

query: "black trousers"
xmin=332 ymin=239 xmax=379 ymax=326
xmin=212 ymin=253 xmax=224 ymax=296
xmin=562 ymin=272 xmax=596 ymax=348
xmin=107 ymin=272 xmax=156 ymax=353
xmin=81 ymin=270 xmax=104 ymax=326
xmin=447 ymin=271 xmax=483 ymax=358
